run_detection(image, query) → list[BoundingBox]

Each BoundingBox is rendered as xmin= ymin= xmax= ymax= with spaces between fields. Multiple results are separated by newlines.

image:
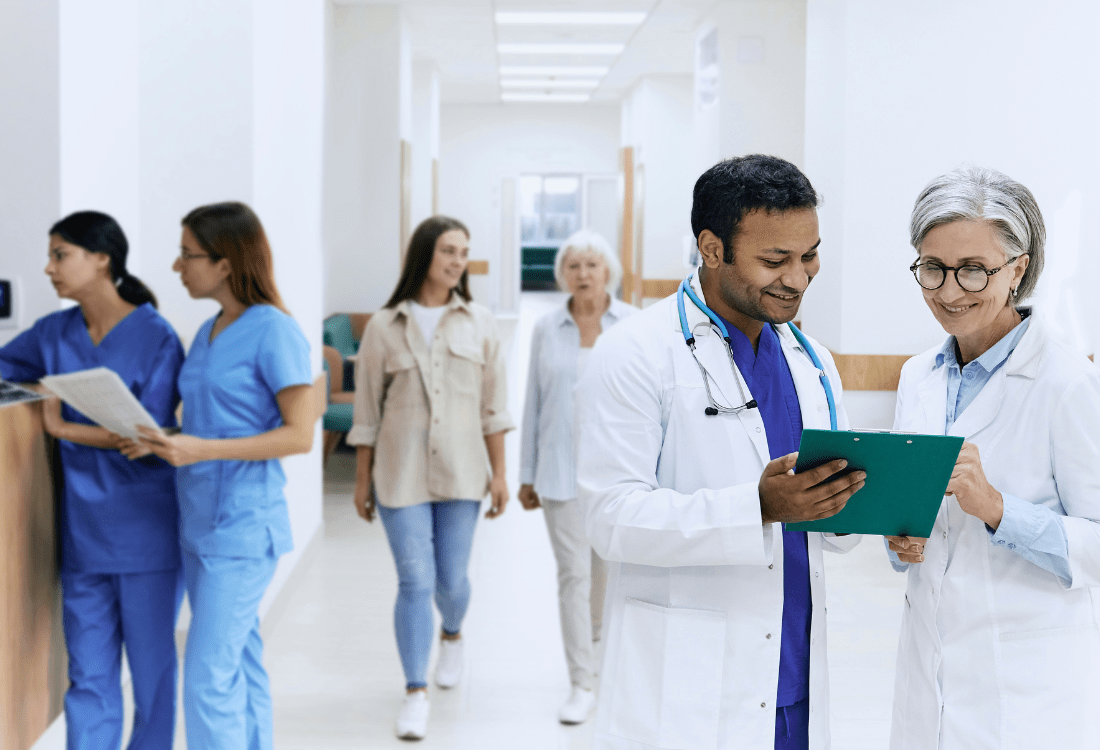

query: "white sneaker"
xmin=434 ymin=638 xmax=463 ymax=688
xmin=558 ymin=686 xmax=596 ymax=725
xmin=395 ymin=691 xmax=429 ymax=740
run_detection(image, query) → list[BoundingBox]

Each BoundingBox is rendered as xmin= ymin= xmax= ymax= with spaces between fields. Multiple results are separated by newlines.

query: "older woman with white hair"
xmin=518 ymin=229 xmax=635 ymax=724
xmin=886 ymin=166 xmax=1100 ymax=749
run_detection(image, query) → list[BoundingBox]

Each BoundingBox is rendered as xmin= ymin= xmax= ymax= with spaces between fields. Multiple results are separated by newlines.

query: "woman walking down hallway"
xmin=517 ymin=230 xmax=635 ymax=724
xmin=137 ymin=202 xmax=314 ymax=750
xmin=0 ymin=211 xmax=185 ymax=749
xmin=349 ymin=216 xmax=513 ymax=741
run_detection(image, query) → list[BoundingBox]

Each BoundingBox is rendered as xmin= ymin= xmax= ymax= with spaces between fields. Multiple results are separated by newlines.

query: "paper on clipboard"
xmin=40 ymin=367 xmax=162 ymax=440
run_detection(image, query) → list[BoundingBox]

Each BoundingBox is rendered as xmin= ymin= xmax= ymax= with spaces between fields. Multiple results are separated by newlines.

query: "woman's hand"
xmin=946 ymin=442 xmax=1004 ymax=530
xmin=353 ymin=479 xmax=375 ymax=522
xmin=485 ymin=475 xmax=509 ymax=519
xmin=117 ymin=438 xmax=153 ymax=460
xmin=518 ymin=483 xmax=541 ymax=511
xmin=135 ymin=426 xmax=210 ymax=467
xmin=886 ymin=535 xmax=927 ymax=564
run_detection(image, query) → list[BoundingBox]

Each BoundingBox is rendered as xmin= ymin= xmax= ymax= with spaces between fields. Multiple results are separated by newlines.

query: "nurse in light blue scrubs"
xmin=137 ymin=202 xmax=314 ymax=750
xmin=0 ymin=211 xmax=184 ymax=750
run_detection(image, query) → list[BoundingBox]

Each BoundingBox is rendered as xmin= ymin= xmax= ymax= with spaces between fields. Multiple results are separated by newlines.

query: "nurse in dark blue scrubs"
xmin=0 ymin=211 xmax=185 ymax=750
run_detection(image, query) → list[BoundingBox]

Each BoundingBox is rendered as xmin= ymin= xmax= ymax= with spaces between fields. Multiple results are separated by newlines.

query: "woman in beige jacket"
xmin=348 ymin=216 xmax=513 ymax=741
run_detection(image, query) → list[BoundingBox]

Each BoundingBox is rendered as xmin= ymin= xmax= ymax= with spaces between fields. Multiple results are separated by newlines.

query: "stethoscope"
xmin=676 ymin=276 xmax=838 ymax=430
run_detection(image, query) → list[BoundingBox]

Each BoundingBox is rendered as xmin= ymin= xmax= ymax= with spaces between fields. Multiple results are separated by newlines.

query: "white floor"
xmin=33 ymin=292 xmax=907 ymax=749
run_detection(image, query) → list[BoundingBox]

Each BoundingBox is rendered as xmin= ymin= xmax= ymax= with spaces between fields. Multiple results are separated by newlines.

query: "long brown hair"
xmin=384 ymin=216 xmax=471 ymax=308
xmin=182 ymin=202 xmax=289 ymax=314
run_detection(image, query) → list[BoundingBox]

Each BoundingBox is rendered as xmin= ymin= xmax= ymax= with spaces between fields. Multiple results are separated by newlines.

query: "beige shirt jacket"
xmin=348 ymin=295 xmax=514 ymax=508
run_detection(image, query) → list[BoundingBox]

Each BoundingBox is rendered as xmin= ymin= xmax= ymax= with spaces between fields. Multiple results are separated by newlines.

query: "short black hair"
xmin=691 ymin=154 xmax=819 ymax=263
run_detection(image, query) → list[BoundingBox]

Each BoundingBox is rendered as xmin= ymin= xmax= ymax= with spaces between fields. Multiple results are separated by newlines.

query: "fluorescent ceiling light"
xmin=498 ymin=43 xmax=624 ymax=56
xmin=495 ymin=12 xmax=646 ymax=25
xmin=501 ymin=79 xmax=599 ymax=89
xmin=501 ymin=93 xmax=590 ymax=103
xmin=499 ymin=66 xmax=609 ymax=76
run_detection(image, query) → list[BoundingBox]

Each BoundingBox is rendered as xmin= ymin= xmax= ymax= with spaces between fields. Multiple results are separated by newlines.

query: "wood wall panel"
xmin=829 ymin=353 xmax=912 ymax=391
xmin=640 ymin=278 xmax=681 ymax=299
xmin=0 ymin=403 xmax=65 ymax=750
xmin=619 ymin=147 xmax=635 ymax=303
xmin=467 ymin=260 xmax=489 ymax=275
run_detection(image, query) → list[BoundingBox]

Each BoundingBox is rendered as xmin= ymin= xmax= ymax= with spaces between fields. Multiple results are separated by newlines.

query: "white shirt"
xmin=577 ymin=347 xmax=593 ymax=378
xmin=409 ymin=300 xmax=447 ymax=345
xmin=518 ymin=296 xmax=637 ymax=501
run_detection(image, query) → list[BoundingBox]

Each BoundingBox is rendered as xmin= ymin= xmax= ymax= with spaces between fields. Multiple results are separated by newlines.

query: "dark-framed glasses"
xmin=910 ymin=256 xmax=1024 ymax=293
xmin=179 ymin=250 xmax=211 ymax=263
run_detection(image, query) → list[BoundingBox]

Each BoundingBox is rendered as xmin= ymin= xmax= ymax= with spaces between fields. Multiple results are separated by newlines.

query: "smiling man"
xmin=575 ymin=155 xmax=865 ymax=750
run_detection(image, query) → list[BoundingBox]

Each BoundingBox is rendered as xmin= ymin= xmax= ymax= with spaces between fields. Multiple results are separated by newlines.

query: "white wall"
xmin=622 ymin=76 xmax=696 ymax=284
xmin=410 ymin=63 xmax=440 ymax=229
xmin=252 ymin=0 xmax=326 ymax=615
xmin=698 ymin=0 xmax=808 ymax=167
xmin=0 ymin=0 xmax=60 ymax=345
xmin=324 ymin=3 xmax=410 ymax=315
xmin=803 ymin=0 xmax=1100 ymax=357
xmin=438 ymin=103 xmax=621 ymax=308
xmin=59 ymin=0 xmax=141 ymax=274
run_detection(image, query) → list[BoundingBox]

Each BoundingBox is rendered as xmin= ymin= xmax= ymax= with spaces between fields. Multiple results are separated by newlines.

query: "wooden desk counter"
xmin=0 ymin=402 xmax=66 ymax=750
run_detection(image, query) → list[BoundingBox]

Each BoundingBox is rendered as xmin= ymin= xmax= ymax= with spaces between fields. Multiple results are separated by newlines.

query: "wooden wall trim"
xmin=467 ymin=260 xmax=489 ymax=275
xmin=619 ymin=146 xmax=635 ymax=303
xmin=640 ymin=278 xmax=681 ymax=299
xmin=829 ymin=352 xmax=911 ymax=391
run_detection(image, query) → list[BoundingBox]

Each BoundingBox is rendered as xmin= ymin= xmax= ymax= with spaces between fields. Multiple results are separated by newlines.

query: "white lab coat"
xmin=890 ymin=312 xmax=1100 ymax=750
xmin=576 ymin=272 xmax=858 ymax=750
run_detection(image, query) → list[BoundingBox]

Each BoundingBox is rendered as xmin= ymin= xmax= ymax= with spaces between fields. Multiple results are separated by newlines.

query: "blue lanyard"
xmin=676 ymin=277 xmax=838 ymax=431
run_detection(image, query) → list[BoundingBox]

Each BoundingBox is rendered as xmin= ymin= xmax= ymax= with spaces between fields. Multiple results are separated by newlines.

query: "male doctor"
xmin=576 ymin=155 xmax=865 ymax=750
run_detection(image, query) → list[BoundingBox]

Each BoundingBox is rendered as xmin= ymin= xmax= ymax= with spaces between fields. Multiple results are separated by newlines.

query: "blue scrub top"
xmin=177 ymin=304 xmax=311 ymax=559
xmin=0 ymin=304 xmax=184 ymax=574
xmin=720 ymin=318 xmax=812 ymax=709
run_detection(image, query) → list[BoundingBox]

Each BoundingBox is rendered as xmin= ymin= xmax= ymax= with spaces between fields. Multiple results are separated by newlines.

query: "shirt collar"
xmin=557 ymin=294 xmax=622 ymax=327
xmin=935 ymin=310 xmax=1032 ymax=373
xmin=395 ymin=292 xmax=470 ymax=319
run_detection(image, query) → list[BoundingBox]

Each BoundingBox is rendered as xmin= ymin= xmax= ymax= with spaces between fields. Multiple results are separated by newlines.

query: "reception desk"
xmin=1 ymin=402 xmax=66 ymax=749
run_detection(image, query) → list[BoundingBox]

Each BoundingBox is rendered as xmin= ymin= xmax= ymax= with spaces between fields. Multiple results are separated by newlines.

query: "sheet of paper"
xmin=0 ymin=380 xmax=47 ymax=409
xmin=40 ymin=367 xmax=162 ymax=440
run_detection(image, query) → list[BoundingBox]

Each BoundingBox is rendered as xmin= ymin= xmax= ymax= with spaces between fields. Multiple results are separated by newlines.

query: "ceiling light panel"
xmin=500 ymin=79 xmax=600 ymax=89
xmin=499 ymin=66 xmax=610 ymax=76
xmin=501 ymin=93 xmax=591 ymax=103
xmin=497 ymin=43 xmax=625 ymax=55
xmin=495 ymin=12 xmax=647 ymax=25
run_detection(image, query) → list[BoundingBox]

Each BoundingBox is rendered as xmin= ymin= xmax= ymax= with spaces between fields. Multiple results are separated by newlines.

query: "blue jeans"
xmin=61 ymin=569 xmax=184 ymax=750
xmin=182 ymin=551 xmax=279 ymax=750
xmin=377 ymin=500 xmax=480 ymax=689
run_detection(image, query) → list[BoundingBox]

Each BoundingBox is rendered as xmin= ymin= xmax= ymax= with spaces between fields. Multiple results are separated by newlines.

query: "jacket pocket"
xmin=609 ymin=598 xmax=726 ymax=750
xmin=448 ymin=341 xmax=484 ymax=397
xmin=999 ymin=624 xmax=1099 ymax=750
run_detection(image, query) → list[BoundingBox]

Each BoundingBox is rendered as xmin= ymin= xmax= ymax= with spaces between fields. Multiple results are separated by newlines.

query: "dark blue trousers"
xmin=774 ymin=697 xmax=810 ymax=750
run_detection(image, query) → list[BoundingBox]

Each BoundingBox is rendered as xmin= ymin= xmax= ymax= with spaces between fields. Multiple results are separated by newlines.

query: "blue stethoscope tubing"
xmin=676 ymin=276 xmax=838 ymax=431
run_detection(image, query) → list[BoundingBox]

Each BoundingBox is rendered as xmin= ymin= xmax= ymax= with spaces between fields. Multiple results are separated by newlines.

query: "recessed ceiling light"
xmin=497 ymin=43 xmax=625 ymax=56
xmin=501 ymin=79 xmax=600 ymax=89
xmin=495 ymin=12 xmax=646 ymax=25
xmin=501 ymin=92 xmax=591 ymax=103
xmin=499 ymin=66 xmax=610 ymax=76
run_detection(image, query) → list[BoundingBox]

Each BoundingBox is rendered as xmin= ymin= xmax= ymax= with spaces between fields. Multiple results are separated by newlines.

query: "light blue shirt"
xmin=177 ymin=304 xmax=312 ymax=558
xmin=891 ymin=313 xmax=1071 ymax=584
xmin=519 ymin=297 xmax=636 ymax=501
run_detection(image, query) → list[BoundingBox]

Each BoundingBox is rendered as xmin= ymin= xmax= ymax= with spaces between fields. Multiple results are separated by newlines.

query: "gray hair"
xmin=553 ymin=229 xmax=622 ymax=295
xmin=910 ymin=165 xmax=1045 ymax=301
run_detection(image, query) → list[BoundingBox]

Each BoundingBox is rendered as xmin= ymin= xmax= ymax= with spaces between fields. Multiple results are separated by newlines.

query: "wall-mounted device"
xmin=0 ymin=277 xmax=20 ymax=329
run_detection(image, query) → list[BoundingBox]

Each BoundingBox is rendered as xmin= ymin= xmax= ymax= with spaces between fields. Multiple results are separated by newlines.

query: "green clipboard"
xmin=785 ymin=429 xmax=963 ymax=536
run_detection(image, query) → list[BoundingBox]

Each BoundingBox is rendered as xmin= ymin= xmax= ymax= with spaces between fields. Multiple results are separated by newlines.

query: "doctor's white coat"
xmin=890 ymin=313 xmax=1100 ymax=750
xmin=575 ymin=273 xmax=857 ymax=750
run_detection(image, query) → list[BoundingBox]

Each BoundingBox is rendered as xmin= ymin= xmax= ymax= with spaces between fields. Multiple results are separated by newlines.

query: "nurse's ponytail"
xmin=49 ymin=211 xmax=159 ymax=309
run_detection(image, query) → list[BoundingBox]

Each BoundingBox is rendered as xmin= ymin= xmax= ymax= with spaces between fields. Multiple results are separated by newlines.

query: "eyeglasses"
xmin=910 ymin=256 xmax=1024 ymax=293
xmin=179 ymin=250 xmax=211 ymax=263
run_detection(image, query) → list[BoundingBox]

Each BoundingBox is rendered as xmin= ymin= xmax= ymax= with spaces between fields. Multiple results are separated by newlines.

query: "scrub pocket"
xmin=998 ymin=624 xmax=1099 ymax=750
xmin=609 ymin=598 xmax=726 ymax=750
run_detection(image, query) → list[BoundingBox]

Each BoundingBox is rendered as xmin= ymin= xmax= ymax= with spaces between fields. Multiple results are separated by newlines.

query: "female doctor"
xmin=887 ymin=167 xmax=1100 ymax=750
xmin=137 ymin=202 xmax=314 ymax=750
xmin=0 ymin=211 xmax=185 ymax=749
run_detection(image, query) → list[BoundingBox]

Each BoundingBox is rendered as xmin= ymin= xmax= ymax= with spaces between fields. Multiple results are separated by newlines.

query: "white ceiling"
xmin=337 ymin=0 xmax=718 ymax=104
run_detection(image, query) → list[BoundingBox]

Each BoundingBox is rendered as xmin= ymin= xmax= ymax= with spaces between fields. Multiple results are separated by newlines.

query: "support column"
xmin=324 ymin=4 xmax=412 ymax=314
